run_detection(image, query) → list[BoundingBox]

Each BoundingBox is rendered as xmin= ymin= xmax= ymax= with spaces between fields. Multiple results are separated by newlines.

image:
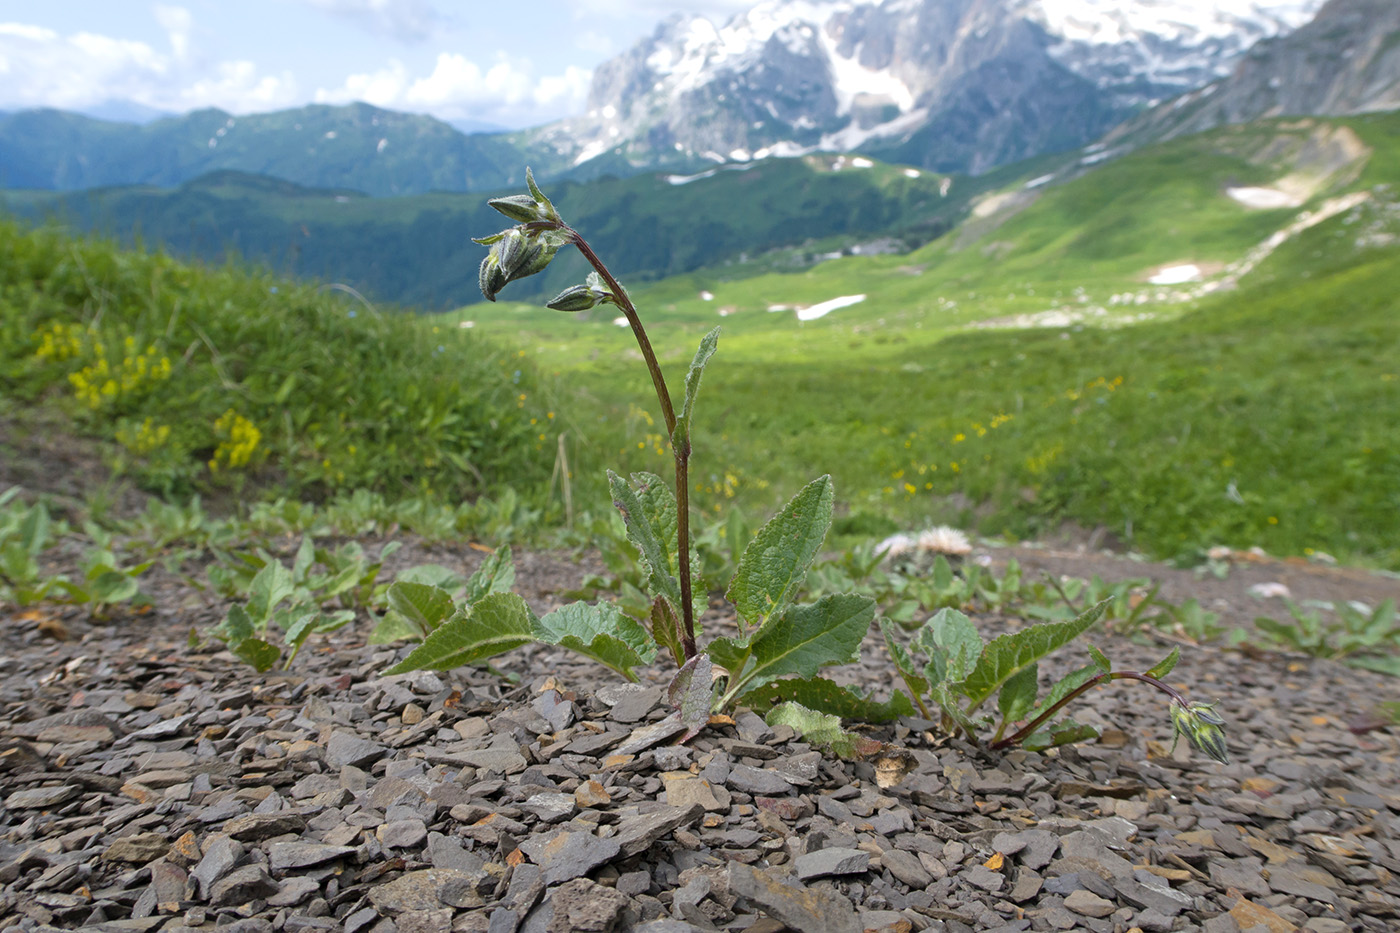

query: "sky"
xmin=0 ymin=0 xmax=756 ymax=130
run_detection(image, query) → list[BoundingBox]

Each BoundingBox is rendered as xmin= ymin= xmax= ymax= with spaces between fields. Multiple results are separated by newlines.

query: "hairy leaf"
xmin=1023 ymin=720 xmax=1101 ymax=751
xmin=912 ymin=608 xmax=984 ymax=685
xmin=1144 ymin=645 xmax=1180 ymax=680
xmin=465 ymin=545 xmax=515 ymax=603
xmin=669 ymin=654 xmax=715 ymax=740
xmin=387 ymin=581 xmax=455 ymax=637
xmin=931 ymin=681 xmax=984 ymax=738
xmin=960 ymin=599 xmax=1109 ymax=708
xmin=711 ymin=593 xmax=874 ymax=699
xmin=766 ymin=701 xmax=864 ymax=758
xmin=247 ymin=559 xmax=295 ymax=622
xmin=1086 ymin=643 xmax=1112 ymax=672
xmin=998 ymin=662 xmax=1039 ymax=726
xmin=1026 ymin=662 xmax=1106 ymax=723
xmin=673 ymin=327 xmax=720 ymax=450
xmin=726 ymin=475 xmax=834 ymax=629
xmin=369 ymin=612 xmax=419 ymax=645
xmin=608 ymin=471 xmax=683 ymax=611
xmin=741 ymin=676 xmax=914 ymax=723
xmin=881 ymin=619 xmax=929 ymax=703
xmin=232 ymin=637 xmax=280 ymax=673
xmin=650 ymin=596 xmax=685 ymax=668
xmin=535 ymin=601 xmax=658 ymax=681
xmin=384 ymin=592 xmax=537 ymax=674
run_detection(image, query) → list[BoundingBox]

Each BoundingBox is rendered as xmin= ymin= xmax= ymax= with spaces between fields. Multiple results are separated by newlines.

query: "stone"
xmin=370 ymin=868 xmax=484 ymax=913
xmin=397 ymin=909 xmax=455 ymax=933
xmin=517 ymin=829 xmax=623 ymax=885
xmin=378 ymin=818 xmax=429 ymax=848
xmin=962 ymin=865 xmax=1005 ymax=892
xmin=102 ymin=832 xmax=170 ymax=863
xmin=795 ymin=848 xmax=870 ymax=881
xmin=268 ymin=842 xmax=357 ymax=871
xmin=575 ymin=780 xmax=611 ymax=808
xmin=223 ymin=812 xmax=308 ymax=841
xmin=662 ymin=773 xmax=724 ymax=811
xmin=614 ymin=717 xmax=687 ymax=755
xmin=6 ymin=785 xmax=81 ymax=809
xmin=1228 ymin=895 xmax=1298 ymax=933
xmin=728 ymin=862 xmax=860 ymax=933
xmin=614 ymin=804 xmax=704 ymax=856
xmin=726 ymin=765 xmax=794 ymax=796
xmin=1064 ymin=889 xmax=1117 ymax=919
xmin=191 ymin=835 xmax=244 ymax=898
xmin=880 ymin=849 xmax=932 ymax=889
xmin=268 ymin=876 xmax=322 ymax=907
xmin=545 ymin=877 xmax=630 ymax=933
xmin=519 ymin=792 xmax=577 ymax=823
xmin=210 ymin=865 xmax=279 ymax=906
xmin=1013 ymin=830 xmax=1059 ymax=870
xmin=324 ymin=731 xmax=389 ymax=770
xmin=454 ymin=747 xmax=529 ymax=774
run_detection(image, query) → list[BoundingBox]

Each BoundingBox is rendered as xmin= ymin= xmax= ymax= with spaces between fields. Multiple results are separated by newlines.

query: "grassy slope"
xmin=464 ymin=114 xmax=1400 ymax=566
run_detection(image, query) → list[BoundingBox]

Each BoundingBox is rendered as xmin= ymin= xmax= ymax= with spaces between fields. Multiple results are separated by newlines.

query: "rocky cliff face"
xmin=522 ymin=0 xmax=1326 ymax=175
xmin=1107 ymin=0 xmax=1400 ymax=145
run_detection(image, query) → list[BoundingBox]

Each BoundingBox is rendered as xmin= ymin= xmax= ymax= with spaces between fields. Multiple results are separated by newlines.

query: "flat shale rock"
xmin=2 ymin=542 xmax=1398 ymax=933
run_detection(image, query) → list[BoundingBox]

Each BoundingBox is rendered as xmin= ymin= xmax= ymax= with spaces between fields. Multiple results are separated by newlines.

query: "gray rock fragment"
xmin=545 ymin=877 xmax=629 ymax=933
xmin=210 ymin=864 xmax=279 ymax=906
xmin=517 ymin=828 xmax=623 ymax=885
xmin=268 ymin=842 xmax=357 ymax=871
xmin=325 ymin=731 xmax=388 ymax=769
xmin=728 ymin=862 xmax=860 ymax=933
xmin=795 ymin=847 xmax=870 ymax=881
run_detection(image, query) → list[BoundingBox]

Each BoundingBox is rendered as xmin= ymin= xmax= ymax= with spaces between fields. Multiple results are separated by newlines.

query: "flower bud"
xmin=1170 ymin=698 xmax=1229 ymax=764
xmin=546 ymin=284 xmax=601 ymax=313
xmin=497 ymin=229 xmax=530 ymax=278
xmin=488 ymin=194 xmax=544 ymax=224
xmin=478 ymin=251 xmax=507 ymax=302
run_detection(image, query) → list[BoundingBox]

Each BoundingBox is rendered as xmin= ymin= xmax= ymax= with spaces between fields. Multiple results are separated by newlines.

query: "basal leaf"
xmin=90 ymin=570 xmax=138 ymax=604
xmin=726 ymin=475 xmax=834 ymax=629
xmin=998 ymin=662 xmax=1039 ymax=726
xmin=673 ymin=326 xmax=720 ymax=450
xmin=535 ymin=601 xmax=658 ymax=681
xmin=912 ymin=608 xmax=984 ymax=685
xmin=669 ymin=654 xmax=715 ymax=740
xmin=931 ymin=681 xmax=984 ymax=739
xmin=1144 ymin=645 xmax=1180 ymax=680
xmin=384 ymin=592 xmax=537 ymax=674
xmin=465 ymin=545 xmax=515 ymax=603
xmin=369 ymin=612 xmax=420 ymax=645
xmin=232 ymin=637 xmax=281 ymax=673
xmin=248 ymin=559 xmax=295 ymax=622
xmin=387 ymin=581 xmax=456 ymax=636
xmin=740 ymin=676 xmax=914 ymax=723
xmin=217 ymin=602 xmax=255 ymax=643
xmin=608 ymin=471 xmax=683 ymax=611
xmin=766 ymin=701 xmax=862 ymax=758
xmin=723 ymin=593 xmax=874 ymax=699
xmin=960 ymin=599 xmax=1109 ymax=709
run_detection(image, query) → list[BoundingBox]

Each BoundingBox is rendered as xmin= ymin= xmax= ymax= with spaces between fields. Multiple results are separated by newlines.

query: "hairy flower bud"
xmin=497 ymin=229 xmax=530 ymax=279
xmin=488 ymin=194 xmax=544 ymax=224
xmin=478 ymin=251 xmax=507 ymax=302
xmin=546 ymin=284 xmax=601 ymax=313
xmin=1170 ymin=699 xmax=1229 ymax=764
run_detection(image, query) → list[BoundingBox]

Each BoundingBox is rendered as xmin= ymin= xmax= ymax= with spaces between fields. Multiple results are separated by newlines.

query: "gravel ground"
xmin=2 ymin=543 xmax=1398 ymax=933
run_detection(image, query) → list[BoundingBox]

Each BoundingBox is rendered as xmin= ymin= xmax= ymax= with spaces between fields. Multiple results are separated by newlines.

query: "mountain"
xmin=1 ymin=155 xmax=971 ymax=309
xmin=0 ymin=103 xmax=533 ymax=195
xmin=523 ymin=0 xmax=1325 ymax=176
xmin=1106 ymin=0 xmax=1400 ymax=146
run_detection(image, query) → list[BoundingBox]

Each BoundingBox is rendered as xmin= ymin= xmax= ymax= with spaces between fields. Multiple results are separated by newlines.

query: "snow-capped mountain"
xmin=524 ymin=0 xmax=1326 ymax=175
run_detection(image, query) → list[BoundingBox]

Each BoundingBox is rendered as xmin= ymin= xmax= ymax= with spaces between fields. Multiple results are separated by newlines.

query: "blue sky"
xmin=0 ymin=0 xmax=754 ymax=128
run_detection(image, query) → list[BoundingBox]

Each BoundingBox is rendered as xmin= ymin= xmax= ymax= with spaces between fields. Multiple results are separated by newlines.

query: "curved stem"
xmin=991 ymin=670 xmax=1185 ymax=751
xmin=549 ymin=222 xmax=696 ymax=660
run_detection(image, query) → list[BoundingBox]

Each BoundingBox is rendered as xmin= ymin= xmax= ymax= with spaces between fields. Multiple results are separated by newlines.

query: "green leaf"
xmin=393 ymin=564 xmax=463 ymax=589
xmin=669 ymin=654 xmax=715 ymax=740
xmin=608 ymin=471 xmax=683 ymax=611
xmin=726 ymin=475 xmax=834 ymax=630
xmin=740 ymin=676 xmax=914 ymax=723
xmin=1086 ymin=643 xmax=1112 ymax=673
xmin=465 ymin=546 xmax=515 ymax=603
xmin=248 ymin=559 xmax=295 ymax=622
xmin=292 ymin=535 xmax=315 ymax=581
xmin=650 ymin=596 xmax=685 ymax=668
xmin=1026 ymin=662 xmax=1106 ymax=723
xmin=1023 ymin=720 xmax=1101 ymax=751
xmin=534 ymin=601 xmax=658 ymax=681
xmin=384 ymin=592 xmax=538 ymax=674
xmin=673 ymin=327 xmax=720 ymax=450
xmin=1144 ymin=645 xmax=1180 ymax=680
xmin=369 ymin=612 xmax=421 ymax=645
xmin=387 ymin=581 xmax=456 ymax=636
xmin=998 ymin=662 xmax=1039 ymax=726
xmin=216 ymin=603 xmax=255 ymax=643
xmin=711 ymin=593 xmax=874 ymax=700
xmin=90 ymin=570 xmax=138 ymax=604
xmin=931 ymin=681 xmax=984 ymax=738
xmin=882 ymin=619 xmax=929 ymax=700
xmin=281 ymin=609 xmax=323 ymax=650
xmin=960 ymin=599 xmax=1109 ymax=709
xmin=766 ymin=701 xmax=863 ymax=758
xmin=232 ymin=637 xmax=281 ymax=673
xmin=912 ymin=608 xmax=984 ymax=685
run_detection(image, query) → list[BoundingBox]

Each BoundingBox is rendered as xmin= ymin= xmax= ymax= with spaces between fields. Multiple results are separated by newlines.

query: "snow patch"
xmin=1149 ymin=264 xmax=1202 ymax=285
xmin=903 ymin=168 xmax=921 ymax=178
xmin=1025 ymin=174 xmax=1055 ymax=189
xmin=796 ymin=294 xmax=865 ymax=321
xmin=1227 ymin=187 xmax=1301 ymax=209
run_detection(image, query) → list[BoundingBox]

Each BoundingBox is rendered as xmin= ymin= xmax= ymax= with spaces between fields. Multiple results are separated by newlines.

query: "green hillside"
xmin=465 ymin=114 xmax=1400 ymax=567
xmin=1 ymin=156 xmax=979 ymax=309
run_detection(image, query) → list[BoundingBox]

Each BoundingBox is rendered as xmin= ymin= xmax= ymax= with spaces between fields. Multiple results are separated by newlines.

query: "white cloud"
xmin=569 ymin=0 xmax=754 ymax=22
xmin=299 ymin=0 xmax=443 ymax=43
xmin=316 ymin=53 xmax=591 ymax=126
xmin=0 ymin=16 xmax=298 ymax=114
